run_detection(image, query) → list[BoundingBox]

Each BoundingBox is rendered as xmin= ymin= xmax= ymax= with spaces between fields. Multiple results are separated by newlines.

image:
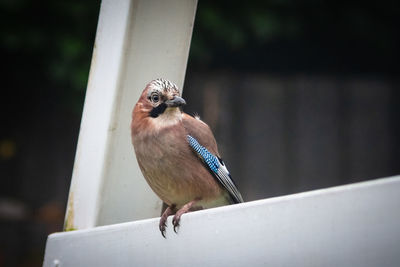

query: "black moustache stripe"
xmin=150 ymin=103 xmax=167 ymax=118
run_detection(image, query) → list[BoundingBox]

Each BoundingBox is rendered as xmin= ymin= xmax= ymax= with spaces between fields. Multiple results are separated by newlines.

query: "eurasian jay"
xmin=131 ymin=78 xmax=243 ymax=237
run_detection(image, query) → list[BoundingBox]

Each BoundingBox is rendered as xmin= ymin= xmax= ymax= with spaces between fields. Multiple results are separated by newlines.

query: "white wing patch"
xmin=216 ymin=158 xmax=244 ymax=203
xmin=187 ymin=135 xmax=244 ymax=204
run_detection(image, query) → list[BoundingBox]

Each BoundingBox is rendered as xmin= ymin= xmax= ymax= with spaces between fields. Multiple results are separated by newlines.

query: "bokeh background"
xmin=1 ymin=0 xmax=399 ymax=266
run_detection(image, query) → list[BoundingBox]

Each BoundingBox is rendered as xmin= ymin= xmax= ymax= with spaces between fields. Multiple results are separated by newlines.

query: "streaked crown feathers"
xmin=147 ymin=78 xmax=180 ymax=97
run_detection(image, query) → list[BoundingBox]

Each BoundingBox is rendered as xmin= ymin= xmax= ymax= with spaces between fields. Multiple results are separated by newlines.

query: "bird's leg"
xmin=159 ymin=204 xmax=176 ymax=238
xmin=172 ymin=198 xmax=202 ymax=233
xmin=160 ymin=202 xmax=169 ymax=216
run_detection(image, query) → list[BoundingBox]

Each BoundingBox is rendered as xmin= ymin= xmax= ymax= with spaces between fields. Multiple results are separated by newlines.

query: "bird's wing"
xmin=182 ymin=113 xmax=219 ymax=156
xmin=182 ymin=114 xmax=244 ymax=203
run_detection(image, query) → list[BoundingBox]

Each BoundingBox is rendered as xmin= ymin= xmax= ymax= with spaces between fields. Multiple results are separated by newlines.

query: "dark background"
xmin=1 ymin=0 xmax=399 ymax=266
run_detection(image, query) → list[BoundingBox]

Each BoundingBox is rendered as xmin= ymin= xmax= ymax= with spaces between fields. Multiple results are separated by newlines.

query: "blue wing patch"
xmin=187 ymin=135 xmax=220 ymax=173
xmin=187 ymin=135 xmax=244 ymax=203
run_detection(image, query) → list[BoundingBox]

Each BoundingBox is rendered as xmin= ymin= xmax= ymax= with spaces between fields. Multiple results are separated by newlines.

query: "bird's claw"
xmin=160 ymin=226 xmax=166 ymax=238
xmin=172 ymin=215 xmax=180 ymax=233
xmin=159 ymin=219 xmax=167 ymax=238
xmin=173 ymin=222 xmax=179 ymax=233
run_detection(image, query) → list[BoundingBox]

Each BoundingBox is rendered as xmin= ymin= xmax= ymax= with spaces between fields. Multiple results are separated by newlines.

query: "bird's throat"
xmin=151 ymin=107 xmax=182 ymax=129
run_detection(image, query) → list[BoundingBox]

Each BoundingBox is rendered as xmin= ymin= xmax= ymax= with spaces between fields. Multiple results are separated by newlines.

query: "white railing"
xmin=44 ymin=176 xmax=400 ymax=266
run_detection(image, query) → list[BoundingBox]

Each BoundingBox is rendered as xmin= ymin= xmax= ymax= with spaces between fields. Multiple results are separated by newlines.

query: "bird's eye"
xmin=150 ymin=93 xmax=160 ymax=103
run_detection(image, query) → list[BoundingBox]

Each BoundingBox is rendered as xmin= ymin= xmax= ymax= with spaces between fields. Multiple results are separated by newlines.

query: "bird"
xmin=131 ymin=78 xmax=243 ymax=237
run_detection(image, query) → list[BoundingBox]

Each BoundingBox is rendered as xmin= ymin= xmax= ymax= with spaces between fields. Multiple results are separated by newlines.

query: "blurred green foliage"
xmin=191 ymin=0 xmax=398 ymax=71
xmin=1 ymin=0 xmax=398 ymax=114
xmin=1 ymin=0 xmax=99 ymax=114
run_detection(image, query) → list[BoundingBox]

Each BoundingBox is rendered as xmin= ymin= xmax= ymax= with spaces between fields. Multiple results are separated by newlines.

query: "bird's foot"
xmin=172 ymin=199 xmax=201 ymax=233
xmin=159 ymin=205 xmax=175 ymax=238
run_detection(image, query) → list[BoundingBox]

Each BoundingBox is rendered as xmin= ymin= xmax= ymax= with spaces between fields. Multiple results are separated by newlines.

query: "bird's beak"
xmin=165 ymin=96 xmax=186 ymax=107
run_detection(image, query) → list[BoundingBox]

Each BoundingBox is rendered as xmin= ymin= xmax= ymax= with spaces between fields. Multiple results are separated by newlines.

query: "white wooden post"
xmin=65 ymin=0 xmax=198 ymax=230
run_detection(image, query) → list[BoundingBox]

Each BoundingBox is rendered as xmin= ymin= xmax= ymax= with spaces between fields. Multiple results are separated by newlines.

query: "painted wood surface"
xmin=46 ymin=176 xmax=400 ymax=267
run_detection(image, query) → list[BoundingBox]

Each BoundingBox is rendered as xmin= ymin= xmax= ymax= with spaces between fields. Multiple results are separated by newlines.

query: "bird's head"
xmin=142 ymin=78 xmax=186 ymax=118
xmin=132 ymin=79 xmax=186 ymax=131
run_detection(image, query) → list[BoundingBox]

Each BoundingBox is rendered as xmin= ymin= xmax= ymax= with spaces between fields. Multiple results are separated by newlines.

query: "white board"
xmin=46 ymin=176 xmax=400 ymax=267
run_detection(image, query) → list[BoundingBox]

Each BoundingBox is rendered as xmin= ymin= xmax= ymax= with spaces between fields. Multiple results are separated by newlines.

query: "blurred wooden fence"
xmin=184 ymin=73 xmax=399 ymax=201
